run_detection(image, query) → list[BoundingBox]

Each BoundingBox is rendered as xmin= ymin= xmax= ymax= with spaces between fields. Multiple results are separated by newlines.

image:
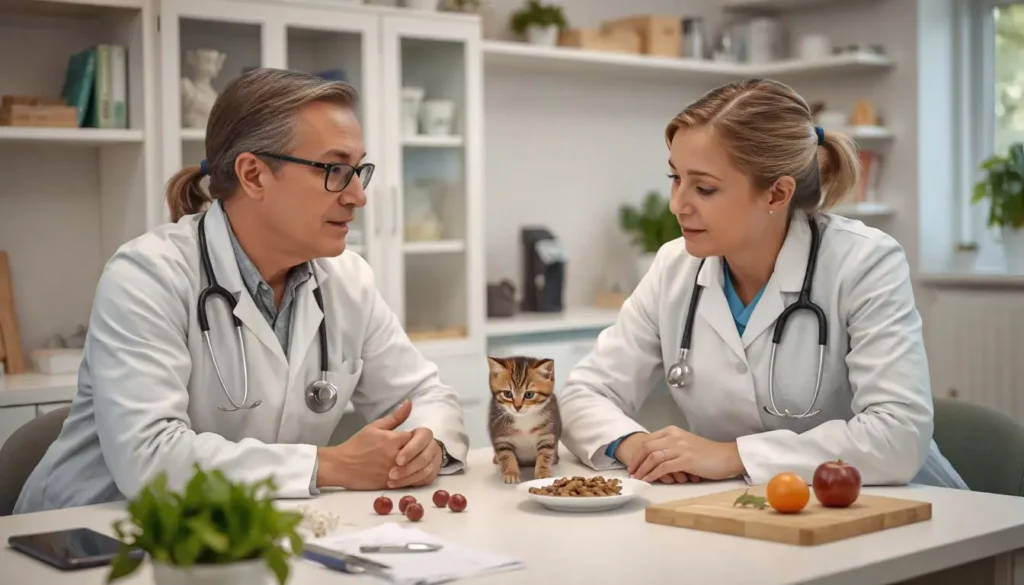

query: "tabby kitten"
xmin=487 ymin=356 xmax=562 ymax=484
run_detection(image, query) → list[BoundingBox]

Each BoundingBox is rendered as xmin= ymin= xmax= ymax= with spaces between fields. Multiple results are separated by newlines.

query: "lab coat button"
xmin=736 ymin=361 xmax=748 ymax=374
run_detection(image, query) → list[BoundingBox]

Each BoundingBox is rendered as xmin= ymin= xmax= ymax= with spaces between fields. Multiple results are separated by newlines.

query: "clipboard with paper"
xmin=302 ymin=522 xmax=526 ymax=585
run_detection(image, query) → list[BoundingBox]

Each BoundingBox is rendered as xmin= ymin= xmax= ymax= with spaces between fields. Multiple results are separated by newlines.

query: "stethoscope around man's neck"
xmin=196 ymin=211 xmax=340 ymax=414
xmin=665 ymin=215 xmax=828 ymax=419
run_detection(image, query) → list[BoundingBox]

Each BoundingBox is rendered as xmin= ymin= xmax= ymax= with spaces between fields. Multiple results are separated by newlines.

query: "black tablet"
xmin=8 ymin=527 xmax=143 ymax=570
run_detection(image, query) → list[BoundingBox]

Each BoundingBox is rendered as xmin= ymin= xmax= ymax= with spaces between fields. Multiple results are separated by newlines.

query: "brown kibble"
xmin=527 ymin=476 xmax=623 ymax=497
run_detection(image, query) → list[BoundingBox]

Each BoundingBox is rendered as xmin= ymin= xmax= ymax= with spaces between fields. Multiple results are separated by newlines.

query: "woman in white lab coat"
xmin=558 ymin=79 xmax=967 ymax=489
xmin=14 ymin=68 xmax=468 ymax=514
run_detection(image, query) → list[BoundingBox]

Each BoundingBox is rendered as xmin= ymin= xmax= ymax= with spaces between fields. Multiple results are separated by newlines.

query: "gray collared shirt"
xmin=225 ymin=224 xmax=311 ymax=356
xmin=225 ymin=221 xmax=320 ymax=494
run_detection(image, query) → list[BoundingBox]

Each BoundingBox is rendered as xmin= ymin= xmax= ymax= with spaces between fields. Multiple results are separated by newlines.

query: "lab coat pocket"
xmin=323 ymin=358 xmax=364 ymax=410
xmin=296 ymin=358 xmax=364 ymax=445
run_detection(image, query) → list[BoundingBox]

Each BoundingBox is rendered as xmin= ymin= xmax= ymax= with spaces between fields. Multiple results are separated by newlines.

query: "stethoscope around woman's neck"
xmin=196 ymin=211 xmax=340 ymax=414
xmin=665 ymin=215 xmax=828 ymax=419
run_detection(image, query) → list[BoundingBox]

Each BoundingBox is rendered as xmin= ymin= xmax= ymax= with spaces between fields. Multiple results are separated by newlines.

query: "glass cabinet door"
xmin=159 ymin=0 xmax=271 ymax=223
xmin=382 ymin=15 xmax=481 ymax=350
xmin=283 ymin=9 xmax=380 ymax=270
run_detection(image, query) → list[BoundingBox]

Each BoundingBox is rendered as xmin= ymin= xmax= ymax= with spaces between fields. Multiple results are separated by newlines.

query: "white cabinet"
xmin=158 ymin=0 xmax=485 ymax=358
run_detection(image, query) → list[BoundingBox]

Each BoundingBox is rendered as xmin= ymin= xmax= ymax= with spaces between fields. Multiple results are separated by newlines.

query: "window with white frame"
xmin=958 ymin=0 xmax=1024 ymax=255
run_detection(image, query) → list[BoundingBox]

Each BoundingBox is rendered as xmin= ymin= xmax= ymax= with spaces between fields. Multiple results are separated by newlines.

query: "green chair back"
xmin=932 ymin=398 xmax=1024 ymax=497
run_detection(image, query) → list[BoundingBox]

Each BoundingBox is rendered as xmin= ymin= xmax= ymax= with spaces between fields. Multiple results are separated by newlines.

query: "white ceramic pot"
xmin=152 ymin=559 xmax=275 ymax=585
xmin=635 ymin=252 xmax=658 ymax=281
xmin=400 ymin=86 xmax=425 ymax=136
xmin=1001 ymin=227 xmax=1024 ymax=271
xmin=419 ymin=99 xmax=455 ymax=136
xmin=403 ymin=0 xmax=437 ymax=10
xmin=526 ymin=24 xmax=559 ymax=46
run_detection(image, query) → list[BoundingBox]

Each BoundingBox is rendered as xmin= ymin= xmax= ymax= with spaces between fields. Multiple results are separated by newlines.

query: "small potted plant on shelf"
xmin=510 ymin=0 xmax=567 ymax=47
xmin=973 ymin=142 xmax=1024 ymax=270
xmin=619 ymin=190 xmax=681 ymax=280
xmin=107 ymin=465 xmax=305 ymax=585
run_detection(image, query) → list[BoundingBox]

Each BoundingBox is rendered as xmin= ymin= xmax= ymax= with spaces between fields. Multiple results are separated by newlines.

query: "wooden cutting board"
xmin=645 ymin=485 xmax=932 ymax=546
xmin=0 ymin=251 xmax=25 ymax=374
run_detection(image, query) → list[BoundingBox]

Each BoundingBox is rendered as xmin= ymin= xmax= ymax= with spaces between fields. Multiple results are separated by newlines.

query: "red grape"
xmin=373 ymin=495 xmax=393 ymax=515
xmin=399 ymin=495 xmax=417 ymax=513
xmin=432 ymin=490 xmax=450 ymax=507
xmin=448 ymin=493 xmax=467 ymax=512
xmin=405 ymin=502 xmax=424 ymax=522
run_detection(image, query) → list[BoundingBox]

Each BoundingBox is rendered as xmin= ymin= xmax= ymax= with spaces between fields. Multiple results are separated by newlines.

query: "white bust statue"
xmin=181 ymin=48 xmax=226 ymax=129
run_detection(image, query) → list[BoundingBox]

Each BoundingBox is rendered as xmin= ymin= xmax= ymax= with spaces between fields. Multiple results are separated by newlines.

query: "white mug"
xmin=419 ymin=99 xmax=456 ymax=136
xmin=798 ymin=34 xmax=831 ymax=60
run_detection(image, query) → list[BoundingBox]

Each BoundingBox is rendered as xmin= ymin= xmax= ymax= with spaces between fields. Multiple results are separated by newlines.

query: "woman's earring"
xmin=769 ymin=210 xmax=775 ymax=216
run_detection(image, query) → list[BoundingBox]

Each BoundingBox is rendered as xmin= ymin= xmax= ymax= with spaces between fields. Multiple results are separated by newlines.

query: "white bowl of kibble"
xmin=517 ymin=475 xmax=649 ymax=513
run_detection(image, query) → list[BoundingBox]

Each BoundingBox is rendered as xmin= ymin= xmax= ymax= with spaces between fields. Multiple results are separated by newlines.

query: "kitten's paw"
xmin=502 ymin=471 xmax=521 ymax=484
xmin=534 ymin=467 xmax=552 ymax=480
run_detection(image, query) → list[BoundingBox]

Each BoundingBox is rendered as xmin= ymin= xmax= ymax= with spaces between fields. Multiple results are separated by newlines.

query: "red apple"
xmin=398 ymin=495 xmax=417 ymax=514
xmin=405 ymin=502 xmax=424 ymax=522
xmin=813 ymin=459 xmax=862 ymax=508
xmin=373 ymin=495 xmax=393 ymax=515
xmin=448 ymin=493 xmax=467 ymax=513
xmin=432 ymin=489 xmax=450 ymax=508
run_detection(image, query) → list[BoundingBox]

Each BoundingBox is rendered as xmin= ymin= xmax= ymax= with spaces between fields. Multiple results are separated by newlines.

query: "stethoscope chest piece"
xmin=306 ymin=375 xmax=339 ymax=414
xmin=666 ymin=348 xmax=693 ymax=389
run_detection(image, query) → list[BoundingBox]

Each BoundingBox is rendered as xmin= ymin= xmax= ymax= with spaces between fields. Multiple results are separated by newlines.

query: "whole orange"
xmin=766 ymin=472 xmax=810 ymax=514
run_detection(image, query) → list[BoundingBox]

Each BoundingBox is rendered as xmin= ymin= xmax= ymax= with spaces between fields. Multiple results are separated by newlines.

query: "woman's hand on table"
xmin=614 ymin=432 xmax=701 ymax=484
xmin=626 ymin=426 xmax=746 ymax=483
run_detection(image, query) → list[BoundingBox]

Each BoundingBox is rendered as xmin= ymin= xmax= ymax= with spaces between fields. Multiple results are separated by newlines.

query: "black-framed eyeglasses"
xmin=255 ymin=152 xmax=375 ymax=193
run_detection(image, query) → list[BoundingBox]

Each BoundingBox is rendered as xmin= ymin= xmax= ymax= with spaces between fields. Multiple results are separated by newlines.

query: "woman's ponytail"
xmin=165 ymin=165 xmax=211 ymax=222
xmin=816 ymin=129 xmax=861 ymax=211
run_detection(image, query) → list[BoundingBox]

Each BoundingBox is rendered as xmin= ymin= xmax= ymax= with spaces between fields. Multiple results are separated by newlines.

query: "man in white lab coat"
xmin=14 ymin=68 xmax=469 ymax=514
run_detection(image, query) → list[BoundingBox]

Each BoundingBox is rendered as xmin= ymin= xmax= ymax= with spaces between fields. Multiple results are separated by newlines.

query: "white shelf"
xmin=486 ymin=306 xmax=620 ymax=338
xmin=843 ymin=125 xmax=893 ymax=141
xmin=0 ymin=127 xmax=143 ymax=145
xmin=833 ymin=201 xmax=894 ymax=218
xmin=0 ymin=372 xmax=78 ymax=408
xmin=402 ymin=135 xmax=463 ymax=148
xmin=180 ymin=128 xmax=205 ymax=142
xmin=723 ymin=0 xmax=880 ymax=13
xmin=404 ymin=240 xmax=466 ymax=254
xmin=482 ymin=41 xmax=892 ymax=82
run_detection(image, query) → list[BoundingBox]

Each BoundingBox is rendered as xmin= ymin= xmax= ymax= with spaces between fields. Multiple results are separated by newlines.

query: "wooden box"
xmin=601 ymin=15 xmax=682 ymax=58
xmin=559 ymin=27 xmax=642 ymax=54
xmin=0 ymin=101 xmax=78 ymax=127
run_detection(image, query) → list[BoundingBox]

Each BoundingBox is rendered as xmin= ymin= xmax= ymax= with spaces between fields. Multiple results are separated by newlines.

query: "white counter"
xmin=0 ymin=372 xmax=78 ymax=408
xmin=3 ymin=447 xmax=1024 ymax=584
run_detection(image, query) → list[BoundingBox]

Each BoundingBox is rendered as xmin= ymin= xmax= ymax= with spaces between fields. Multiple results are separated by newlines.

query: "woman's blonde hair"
xmin=166 ymin=68 xmax=359 ymax=222
xmin=665 ymin=78 xmax=860 ymax=213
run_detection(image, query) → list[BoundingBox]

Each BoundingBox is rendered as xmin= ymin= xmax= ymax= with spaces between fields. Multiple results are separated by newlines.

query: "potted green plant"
xmin=619 ymin=190 xmax=681 ymax=279
xmin=510 ymin=0 xmax=567 ymax=46
xmin=107 ymin=465 xmax=305 ymax=585
xmin=973 ymin=142 xmax=1024 ymax=270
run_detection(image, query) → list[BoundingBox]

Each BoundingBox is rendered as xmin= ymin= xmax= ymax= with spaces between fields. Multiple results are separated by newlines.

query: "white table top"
xmin=4 ymin=447 xmax=1024 ymax=585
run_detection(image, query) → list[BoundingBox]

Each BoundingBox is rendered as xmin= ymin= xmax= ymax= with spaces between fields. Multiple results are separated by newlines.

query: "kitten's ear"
xmin=531 ymin=358 xmax=554 ymax=381
xmin=487 ymin=357 xmax=506 ymax=377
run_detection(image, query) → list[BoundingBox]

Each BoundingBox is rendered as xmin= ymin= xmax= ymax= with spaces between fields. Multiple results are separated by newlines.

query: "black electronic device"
xmin=7 ymin=527 xmax=142 ymax=570
xmin=520 ymin=227 xmax=566 ymax=313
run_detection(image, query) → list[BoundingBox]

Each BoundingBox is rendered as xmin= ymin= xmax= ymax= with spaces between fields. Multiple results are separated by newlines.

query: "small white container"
xmin=403 ymin=0 xmax=437 ymax=10
xmin=526 ymin=24 xmax=559 ymax=46
xmin=401 ymin=86 xmax=426 ymax=136
xmin=419 ymin=99 xmax=455 ymax=136
xmin=1001 ymin=228 xmax=1024 ymax=272
xmin=152 ymin=559 xmax=275 ymax=585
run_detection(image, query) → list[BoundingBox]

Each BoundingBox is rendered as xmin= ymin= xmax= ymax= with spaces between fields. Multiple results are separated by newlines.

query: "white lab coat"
xmin=14 ymin=201 xmax=468 ymax=514
xmin=559 ymin=212 xmax=968 ymax=489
